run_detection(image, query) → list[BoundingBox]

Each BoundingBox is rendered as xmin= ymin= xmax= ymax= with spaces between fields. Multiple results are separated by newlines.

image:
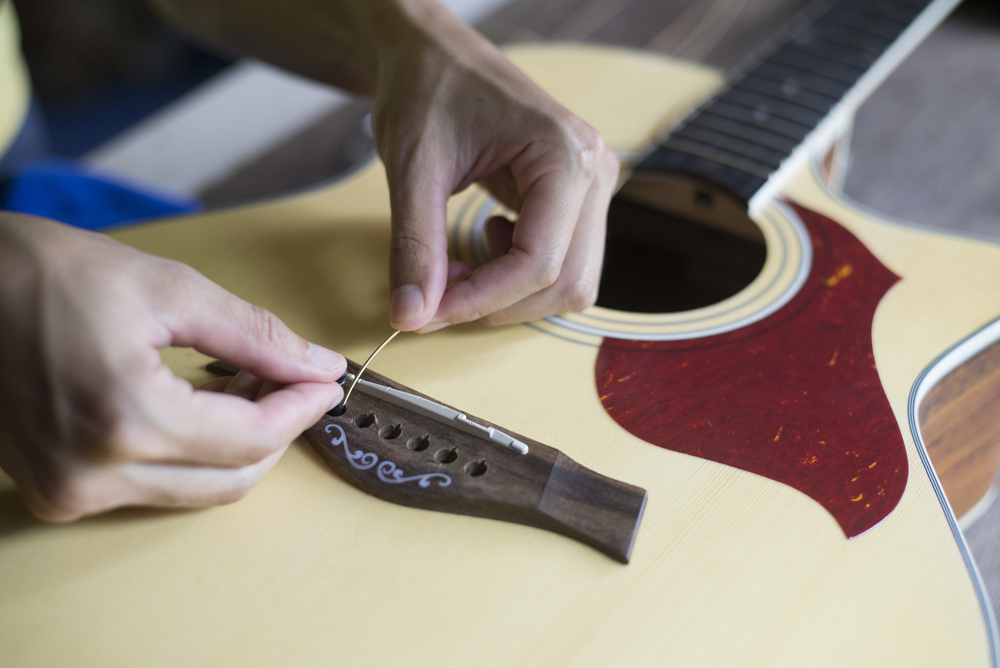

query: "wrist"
xmin=357 ymin=0 xmax=499 ymax=81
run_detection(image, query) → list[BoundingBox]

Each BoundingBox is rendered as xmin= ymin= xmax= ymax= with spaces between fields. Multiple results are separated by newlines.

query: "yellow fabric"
xmin=0 ymin=0 xmax=30 ymax=159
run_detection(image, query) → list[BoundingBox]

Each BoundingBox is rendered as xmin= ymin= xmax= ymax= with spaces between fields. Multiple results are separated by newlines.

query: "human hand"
xmin=371 ymin=1 xmax=620 ymax=331
xmin=0 ymin=213 xmax=346 ymax=521
xmin=150 ymin=0 xmax=618 ymax=331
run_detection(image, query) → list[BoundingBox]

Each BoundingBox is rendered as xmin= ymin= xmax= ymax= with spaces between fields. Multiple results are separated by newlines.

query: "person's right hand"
xmin=0 ymin=213 xmax=345 ymax=522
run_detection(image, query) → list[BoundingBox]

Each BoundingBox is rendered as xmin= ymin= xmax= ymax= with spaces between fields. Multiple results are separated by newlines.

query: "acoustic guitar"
xmin=2 ymin=0 xmax=999 ymax=665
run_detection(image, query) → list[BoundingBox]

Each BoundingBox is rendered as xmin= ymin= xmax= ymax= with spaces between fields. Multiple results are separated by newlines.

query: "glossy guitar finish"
xmin=2 ymin=13 xmax=1000 ymax=668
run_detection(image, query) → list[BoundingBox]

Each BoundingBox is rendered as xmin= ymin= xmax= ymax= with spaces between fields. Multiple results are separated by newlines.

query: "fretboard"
xmin=635 ymin=0 xmax=956 ymax=210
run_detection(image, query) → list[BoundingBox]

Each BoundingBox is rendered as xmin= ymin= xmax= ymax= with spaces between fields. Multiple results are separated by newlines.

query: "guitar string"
xmin=342 ymin=329 xmax=401 ymax=409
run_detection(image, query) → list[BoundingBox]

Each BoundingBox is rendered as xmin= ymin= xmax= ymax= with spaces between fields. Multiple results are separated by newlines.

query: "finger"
xmin=387 ymin=154 xmax=451 ymax=332
xmin=222 ymin=369 xmax=265 ymax=401
xmin=430 ymin=156 xmax=595 ymax=324
xmin=482 ymin=151 xmax=618 ymax=325
xmin=38 ymin=446 xmax=291 ymax=520
xmin=169 ymin=379 xmax=341 ymax=466
xmin=116 ymin=445 xmax=289 ymax=510
xmin=447 ymin=261 xmax=474 ymax=286
xmin=123 ymin=376 xmax=342 ymax=468
xmin=160 ymin=267 xmax=345 ymax=384
xmin=197 ymin=376 xmax=233 ymax=393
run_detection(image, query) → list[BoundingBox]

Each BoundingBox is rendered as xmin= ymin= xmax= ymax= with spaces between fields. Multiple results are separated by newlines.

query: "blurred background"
xmin=7 ymin=0 xmax=998 ymax=237
xmin=13 ymin=0 xmax=230 ymax=158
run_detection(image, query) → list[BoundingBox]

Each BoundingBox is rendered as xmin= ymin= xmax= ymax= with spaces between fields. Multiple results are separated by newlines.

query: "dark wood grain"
xmin=919 ymin=340 xmax=1000 ymax=518
xmin=304 ymin=361 xmax=648 ymax=564
xmin=637 ymin=0 xmax=934 ymax=203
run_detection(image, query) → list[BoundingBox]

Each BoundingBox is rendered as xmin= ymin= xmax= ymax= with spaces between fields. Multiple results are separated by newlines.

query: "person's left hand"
xmin=151 ymin=0 xmax=619 ymax=331
xmin=371 ymin=2 xmax=620 ymax=332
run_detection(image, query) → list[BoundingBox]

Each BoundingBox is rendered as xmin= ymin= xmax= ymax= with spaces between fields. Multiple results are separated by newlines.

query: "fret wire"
xmin=809 ymin=18 xmax=894 ymax=49
xmin=782 ymin=41 xmax=871 ymax=73
xmin=737 ymin=75 xmax=839 ymax=113
xmin=722 ymin=90 xmax=828 ymax=127
xmin=671 ymin=125 xmax=787 ymax=168
xmin=840 ymin=0 xmax=926 ymax=19
xmin=662 ymin=137 xmax=775 ymax=179
xmin=701 ymin=102 xmax=811 ymax=143
xmin=833 ymin=1 xmax=918 ymax=28
xmin=720 ymin=89 xmax=824 ymax=128
xmin=639 ymin=0 xmax=937 ymax=204
xmin=804 ymin=30 xmax=890 ymax=61
xmin=741 ymin=71 xmax=841 ymax=104
xmin=766 ymin=50 xmax=860 ymax=86
xmin=752 ymin=62 xmax=850 ymax=101
xmin=823 ymin=7 xmax=909 ymax=40
xmin=637 ymin=147 xmax=768 ymax=201
xmin=686 ymin=113 xmax=799 ymax=154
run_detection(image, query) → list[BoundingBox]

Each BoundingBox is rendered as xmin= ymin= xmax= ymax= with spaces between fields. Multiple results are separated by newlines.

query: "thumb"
xmin=388 ymin=162 xmax=451 ymax=332
xmin=164 ymin=271 xmax=345 ymax=384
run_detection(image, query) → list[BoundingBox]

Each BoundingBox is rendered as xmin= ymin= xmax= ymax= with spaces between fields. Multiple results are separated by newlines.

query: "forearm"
xmin=148 ymin=0 xmax=478 ymax=96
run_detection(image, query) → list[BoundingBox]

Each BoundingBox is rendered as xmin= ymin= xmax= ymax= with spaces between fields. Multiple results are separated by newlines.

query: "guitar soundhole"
xmin=354 ymin=411 xmax=377 ymax=428
xmin=407 ymin=435 xmax=430 ymax=451
xmin=379 ymin=423 xmax=402 ymax=439
xmin=465 ymin=458 xmax=488 ymax=476
xmin=597 ymin=177 xmax=767 ymax=314
xmin=435 ymin=447 xmax=459 ymax=464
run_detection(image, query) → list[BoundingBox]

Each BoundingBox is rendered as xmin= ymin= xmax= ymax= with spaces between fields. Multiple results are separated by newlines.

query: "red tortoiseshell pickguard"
xmin=595 ymin=203 xmax=907 ymax=538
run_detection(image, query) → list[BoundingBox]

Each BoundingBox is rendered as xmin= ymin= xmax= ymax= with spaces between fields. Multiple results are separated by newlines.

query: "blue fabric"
xmin=0 ymin=98 xmax=50 ymax=182
xmin=0 ymin=160 xmax=201 ymax=231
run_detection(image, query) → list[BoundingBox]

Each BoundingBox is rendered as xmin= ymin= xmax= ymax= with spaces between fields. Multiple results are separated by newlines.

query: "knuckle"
xmin=535 ymin=253 xmax=562 ymax=291
xmin=511 ymin=246 xmax=561 ymax=292
xmin=390 ymin=225 xmax=438 ymax=274
xmin=574 ymin=122 xmax=604 ymax=154
xmin=565 ymin=121 xmax=605 ymax=175
xmin=154 ymin=257 xmax=201 ymax=288
xmin=563 ymin=275 xmax=600 ymax=312
xmin=246 ymin=305 xmax=292 ymax=350
xmin=35 ymin=466 xmax=100 ymax=520
xmin=391 ymin=225 xmax=435 ymax=257
xmin=147 ymin=259 xmax=206 ymax=309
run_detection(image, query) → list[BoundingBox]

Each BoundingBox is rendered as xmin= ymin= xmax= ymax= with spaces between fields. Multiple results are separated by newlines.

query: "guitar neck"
xmin=635 ymin=0 xmax=959 ymax=212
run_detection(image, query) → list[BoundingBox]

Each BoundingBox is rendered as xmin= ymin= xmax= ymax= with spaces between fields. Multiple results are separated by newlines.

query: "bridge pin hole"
xmin=435 ymin=447 xmax=458 ymax=464
xmin=353 ymin=411 xmax=376 ymax=428
xmin=465 ymin=458 xmax=488 ymax=476
xmin=407 ymin=435 xmax=430 ymax=451
xmin=379 ymin=423 xmax=402 ymax=439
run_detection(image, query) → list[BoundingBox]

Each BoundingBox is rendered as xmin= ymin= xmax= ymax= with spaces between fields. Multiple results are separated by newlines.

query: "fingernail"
xmin=309 ymin=343 xmax=346 ymax=373
xmin=391 ymin=284 xmax=425 ymax=325
xmin=418 ymin=322 xmax=449 ymax=334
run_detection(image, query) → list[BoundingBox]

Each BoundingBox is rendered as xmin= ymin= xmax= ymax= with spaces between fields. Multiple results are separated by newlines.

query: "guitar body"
xmin=1 ymin=44 xmax=999 ymax=667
